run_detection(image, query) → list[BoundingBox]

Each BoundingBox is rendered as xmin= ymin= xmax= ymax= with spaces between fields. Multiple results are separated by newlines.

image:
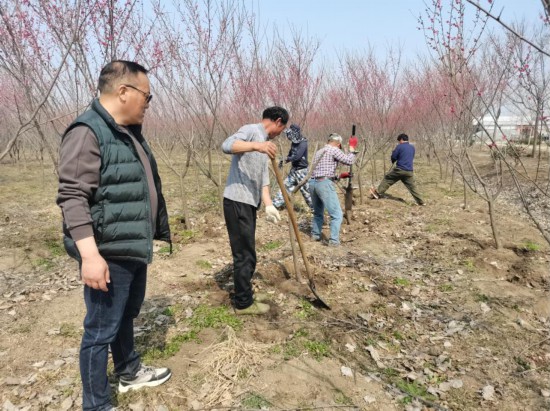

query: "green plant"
xmin=59 ymin=323 xmax=80 ymax=338
xmin=395 ymin=379 xmax=437 ymax=403
xmin=393 ymin=331 xmax=404 ymax=341
xmin=283 ymin=341 xmax=301 ymax=360
xmin=295 ymin=300 xmax=315 ymax=319
xmin=157 ymin=246 xmax=171 ymax=254
xmin=334 ymin=390 xmax=353 ymax=405
xmin=45 ymin=239 xmax=64 ymax=257
xmin=259 ymin=240 xmax=283 ymax=252
xmin=241 ymin=393 xmax=272 ymax=408
xmin=474 ymin=293 xmax=490 ymax=303
xmin=142 ymin=330 xmax=198 ymax=361
xmin=303 ymin=340 xmax=330 ymax=360
xmin=522 ymin=241 xmax=540 ymax=252
xmin=394 ymin=278 xmax=410 ymax=286
xmin=514 ymin=356 xmax=531 ymax=372
xmin=463 ymin=258 xmax=475 ymax=271
xmin=196 ymin=259 xmax=212 ymax=269
xmin=189 ymin=305 xmax=242 ymax=331
xmin=439 ymin=284 xmax=454 ymax=292
xmin=161 ymin=305 xmax=182 ymax=317
xmin=34 ymin=258 xmax=54 ymax=270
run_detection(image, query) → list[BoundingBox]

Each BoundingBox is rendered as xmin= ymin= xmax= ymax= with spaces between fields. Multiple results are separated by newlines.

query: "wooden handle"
xmin=270 ymin=157 xmax=314 ymax=281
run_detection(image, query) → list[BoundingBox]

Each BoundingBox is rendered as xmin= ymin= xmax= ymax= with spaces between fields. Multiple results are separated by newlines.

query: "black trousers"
xmin=223 ymin=198 xmax=257 ymax=309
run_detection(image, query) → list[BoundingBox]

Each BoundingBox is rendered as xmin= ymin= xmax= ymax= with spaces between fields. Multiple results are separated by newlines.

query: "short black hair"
xmin=98 ymin=60 xmax=149 ymax=93
xmin=397 ymin=133 xmax=409 ymax=141
xmin=262 ymin=106 xmax=289 ymax=125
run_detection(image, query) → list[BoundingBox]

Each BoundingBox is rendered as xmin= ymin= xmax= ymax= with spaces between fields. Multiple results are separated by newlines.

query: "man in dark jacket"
xmin=370 ymin=133 xmax=425 ymax=205
xmin=272 ymin=124 xmax=313 ymax=210
xmin=57 ymin=61 xmax=171 ymax=411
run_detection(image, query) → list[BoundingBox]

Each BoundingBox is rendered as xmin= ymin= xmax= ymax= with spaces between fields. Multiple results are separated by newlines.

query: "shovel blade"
xmin=309 ymin=279 xmax=331 ymax=310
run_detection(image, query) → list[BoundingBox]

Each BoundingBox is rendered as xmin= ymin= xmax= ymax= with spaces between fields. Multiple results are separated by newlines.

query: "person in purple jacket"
xmin=370 ymin=134 xmax=425 ymax=205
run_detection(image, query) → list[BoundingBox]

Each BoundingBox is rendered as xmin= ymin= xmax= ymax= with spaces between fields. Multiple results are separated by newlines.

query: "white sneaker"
xmin=118 ymin=365 xmax=172 ymax=393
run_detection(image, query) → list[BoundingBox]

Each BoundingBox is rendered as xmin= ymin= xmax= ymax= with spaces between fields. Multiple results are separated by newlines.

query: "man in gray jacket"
xmin=222 ymin=106 xmax=289 ymax=315
xmin=57 ymin=61 xmax=171 ymax=411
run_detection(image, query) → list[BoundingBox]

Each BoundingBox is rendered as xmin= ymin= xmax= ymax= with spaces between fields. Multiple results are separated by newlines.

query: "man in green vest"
xmin=57 ymin=61 xmax=171 ymax=411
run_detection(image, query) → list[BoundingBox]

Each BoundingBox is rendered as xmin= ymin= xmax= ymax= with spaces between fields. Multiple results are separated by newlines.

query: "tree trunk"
xmin=487 ymin=198 xmax=502 ymax=249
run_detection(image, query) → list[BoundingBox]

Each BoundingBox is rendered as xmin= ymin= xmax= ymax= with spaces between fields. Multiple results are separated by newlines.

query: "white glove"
xmin=265 ymin=205 xmax=281 ymax=224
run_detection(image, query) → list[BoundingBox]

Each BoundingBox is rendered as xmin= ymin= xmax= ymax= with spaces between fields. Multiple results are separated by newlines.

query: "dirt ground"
xmin=0 ymin=152 xmax=549 ymax=411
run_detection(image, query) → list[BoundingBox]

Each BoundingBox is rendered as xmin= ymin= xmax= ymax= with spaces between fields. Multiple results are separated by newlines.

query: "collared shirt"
xmin=222 ymin=123 xmax=270 ymax=207
xmin=311 ymin=145 xmax=356 ymax=179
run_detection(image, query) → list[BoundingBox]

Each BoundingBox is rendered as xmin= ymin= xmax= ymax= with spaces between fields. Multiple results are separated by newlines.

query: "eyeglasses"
xmin=123 ymin=84 xmax=153 ymax=103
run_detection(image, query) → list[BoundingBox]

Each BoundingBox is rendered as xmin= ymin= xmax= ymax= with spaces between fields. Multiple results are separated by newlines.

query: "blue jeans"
xmin=309 ymin=179 xmax=343 ymax=245
xmin=80 ymin=260 xmax=146 ymax=411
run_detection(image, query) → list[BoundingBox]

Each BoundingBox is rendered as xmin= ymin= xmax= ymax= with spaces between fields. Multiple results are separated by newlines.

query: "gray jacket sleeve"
xmin=56 ymin=126 xmax=100 ymax=241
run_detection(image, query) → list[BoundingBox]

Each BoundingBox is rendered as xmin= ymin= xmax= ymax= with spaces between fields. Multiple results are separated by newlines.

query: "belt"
xmin=312 ymin=176 xmax=335 ymax=181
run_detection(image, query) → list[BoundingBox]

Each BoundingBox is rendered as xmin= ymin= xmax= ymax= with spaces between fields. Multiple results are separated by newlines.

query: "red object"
xmin=339 ymin=172 xmax=351 ymax=179
xmin=349 ymin=136 xmax=358 ymax=150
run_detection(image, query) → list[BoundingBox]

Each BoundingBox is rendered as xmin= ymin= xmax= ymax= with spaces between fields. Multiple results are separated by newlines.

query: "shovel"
xmin=270 ymin=157 xmax=331 ymax=310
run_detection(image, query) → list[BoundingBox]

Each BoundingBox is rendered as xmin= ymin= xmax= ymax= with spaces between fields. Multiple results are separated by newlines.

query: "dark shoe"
xmin=369 ymin=187 xmax=379 ymax=199
xmin=311 ymin=235 xmax=321 ymax=242
xmin=417 ymin=202 xmax=427 ymax=206
xmin=328 ymin=241 xmax=340 ymax=247
xmin=119 ymin=365 xmax=172 ymax=393
xmin=234 ymin=301 xmax=270 ymax=315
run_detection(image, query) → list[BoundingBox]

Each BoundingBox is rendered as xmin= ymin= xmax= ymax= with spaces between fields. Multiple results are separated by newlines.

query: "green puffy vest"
xmin=62 ymin=99 xmax=171 ymax=263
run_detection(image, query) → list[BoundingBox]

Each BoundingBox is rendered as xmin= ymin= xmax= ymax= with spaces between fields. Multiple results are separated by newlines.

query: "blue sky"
xmin=250 ymin=0 xmax=544 ymax=60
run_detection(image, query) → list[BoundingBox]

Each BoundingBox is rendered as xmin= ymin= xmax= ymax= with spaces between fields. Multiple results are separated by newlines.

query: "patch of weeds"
xmin=439 ymin=284 xmax=454 ymax=292
xmin=161 ymin=305 xmax=182 ymax=317
xmin=13 ymin=323 xmax=32 ymax=334
xmin=383 ymin=367 xmax=399 ymax=378
xmin=424 ymin=224 xmax=437 ymax=233
xmin=394 ymin=278 xmax=410 ymax=287
xmin=334 ymin=390 xmax=353 ymax=405
xmin=303 ymin=340 xmax=330 ymax=360
xmin=200 ymin=190 xmax=220 ymax=207
xmin=259 ymin=240 xmax=283 ymax=252
xmin=59 ymin=323 xmax=80 ymax=338
xmin=463 ymin=258 xmax=475 ymax=271
xmin=176 ymin=229 xmax=195 ymax=243
xmin=365 ymin=337 xmax=377 ymax=346
xmin=196 ymin=259 xmax=212 ymax=269
xmin=237 ymin=367 xmax=249 ymax=380
xmin=294 ymin=328 xmax=309 ymax=338
xmin=142 ymin=330 xmax=198 ymax=361
xmin=157 ymin=246 xmax=171 ymax=254
xmin=283 ymin=341 xmax=301 ymax=360
xmin=395 ymin=379 xmax=437 ymax=403
xmin=241 ymin=393 xmax=272 ymax=409
xmin=269 ymin=345 xmax=282 ymax=354
xmin=522 ymin=241 xmax=540 ymax=252
xmin=514 ymin=356 xmax=531 ymax=372
xmin=393 ymin=331 xmax=404 ymax=341
xmin=45 ymin=239 xmax=64 ymax=257
xmin=295 ymin=299 xmax=315 ymax=320
xmin=33 ymin=257 xmax=54 ymax=270
xmin=474 ymin=293 xmax=490 ymax=303
xmin=189 ymin=305 xmax=242 ymax=331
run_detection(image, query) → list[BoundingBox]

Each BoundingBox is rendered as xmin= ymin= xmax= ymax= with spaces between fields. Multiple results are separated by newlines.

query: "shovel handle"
xmin=270 ymin=157 xmax=314 ymax=281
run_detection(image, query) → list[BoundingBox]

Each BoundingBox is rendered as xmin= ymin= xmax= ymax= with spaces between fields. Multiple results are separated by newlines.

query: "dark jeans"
xmin=223 ymin=198 xmax=257 ymax=309
xmin=377 ymin=167 xmax=424 ymax=204
xmin=80 ymin=260 xmax=146 ymax=411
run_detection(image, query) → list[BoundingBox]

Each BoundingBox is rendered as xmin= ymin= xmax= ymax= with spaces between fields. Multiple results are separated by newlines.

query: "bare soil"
xmin=0 ymin=154 xmax=549 ymax=410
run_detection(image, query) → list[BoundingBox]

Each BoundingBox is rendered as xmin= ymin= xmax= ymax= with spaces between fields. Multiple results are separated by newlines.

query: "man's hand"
xmin=81 ymin=254 xmax=110 ymax=291
xmin=76 ymin=236 xmax=110 ymax=291
xmin=265 ymin=205 xmax=281 ymax=223
xmin=256 ymin=141 xmax=277 ymax=159
xmin=339 ymin=172 xmax=353 ymax=179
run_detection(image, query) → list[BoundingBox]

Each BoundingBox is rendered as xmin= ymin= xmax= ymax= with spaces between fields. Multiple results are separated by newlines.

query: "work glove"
xmin=265 ymin=205 xmax=281 ymax=224
xmin=339 ymin=172 xmax=353 ymax=179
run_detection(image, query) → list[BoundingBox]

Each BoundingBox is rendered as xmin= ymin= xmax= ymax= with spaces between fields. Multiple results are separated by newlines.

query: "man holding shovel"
xmin=222 ymin=106 xmax=289 ymax=315
xmin=369 ymin=133 xmax=425 ymax=205
xmin=309 ymin=133 xmax=357 ymax=246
